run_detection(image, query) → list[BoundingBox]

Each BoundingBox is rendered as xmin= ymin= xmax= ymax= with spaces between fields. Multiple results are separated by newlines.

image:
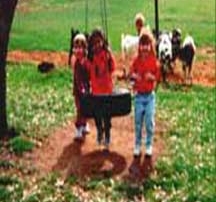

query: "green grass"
xmin=0 ymin=175 xmax=23 ymax=202
xmin=21 ymin=173 xmax=80 ymax=202
xmin=7 ymin=63 xmax=74 ymax=139
xmin=9 ymin=0 xmax=215 ymax=51
xmin=5 ymin=64 xmax=215 ymax=201
xmin=145 ymin=85 xmax=216 ymax=201
xmin=9 ymin=136 xmax=34 ymax=155
xmin=0 ymin=160 xmax=15 ymax=169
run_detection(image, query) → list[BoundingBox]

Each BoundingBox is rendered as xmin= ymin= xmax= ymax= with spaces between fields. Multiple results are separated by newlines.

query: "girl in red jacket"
xmin=130 ymin=29 xmax=160 ymax=157
xmin=71 ymin=33 xmax=91 ymax=139
xmin=88 ymin=29 xmax=116 ymax=150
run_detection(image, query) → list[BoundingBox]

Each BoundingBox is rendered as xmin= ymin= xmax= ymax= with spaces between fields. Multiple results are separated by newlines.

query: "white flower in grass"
xmin=55 ymin=179 xmax=64 ymax=188
xmin=7 ymin=185 xmax=15 ymax=192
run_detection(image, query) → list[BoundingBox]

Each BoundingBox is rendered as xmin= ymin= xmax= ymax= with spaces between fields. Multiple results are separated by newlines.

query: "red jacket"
xmin=130 ymin=54 xmax=160 ymax=93
xmin=89 ymin=50 xmax=115 ymax=95
xmin=73 ymin=58 xmax=91 ymax=96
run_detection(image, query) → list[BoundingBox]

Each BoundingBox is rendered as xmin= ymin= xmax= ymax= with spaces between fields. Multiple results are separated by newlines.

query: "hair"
xmin=90 ymin=28 xmax=104 ymax=40
xmin=73 ymin=33 xmax=87 ymax=49
xmin=89 ymin=28 xmax=108 ymax=48
xmin=134 ymin=12 xmax=145 ymax=25
xmin=88 ymin=28 xmax=109 ymax=60
xmin=139 ymin=28 xmax=156 ymax=56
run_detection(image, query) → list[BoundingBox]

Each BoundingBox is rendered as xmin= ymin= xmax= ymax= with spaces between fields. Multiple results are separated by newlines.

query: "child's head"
xmin=89 ymin=28 xmax=107 ymax=53
xmin=73 ymin=33 xmax=87 ymax=59
xmin=138 ymin=28 xmax=156 ymax=57
xmin=134 ymin=13 xmax=145 ymax=35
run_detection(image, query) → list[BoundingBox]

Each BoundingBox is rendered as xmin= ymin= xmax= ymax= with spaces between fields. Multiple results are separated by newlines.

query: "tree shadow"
xmin=52 ymin=137 xmax=127 ymax=179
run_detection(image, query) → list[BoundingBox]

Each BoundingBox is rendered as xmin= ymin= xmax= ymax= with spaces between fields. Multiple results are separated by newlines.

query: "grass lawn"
xmin=10 ymin=0 xmax=215 ymax=51
xmin=2 ymin=63 xmax=215 ymax=202
xmin=7 ymin=63 xmax=74 ymax=138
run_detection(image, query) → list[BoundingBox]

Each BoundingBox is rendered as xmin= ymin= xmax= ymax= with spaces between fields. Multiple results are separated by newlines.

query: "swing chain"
xmin=85 ymin=0 xmax=108 ymax=40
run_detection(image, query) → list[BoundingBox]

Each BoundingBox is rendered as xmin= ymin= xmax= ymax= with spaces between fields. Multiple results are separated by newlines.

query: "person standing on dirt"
xmin=129 ymin=29 xmax=160 ymax=157
xmin=88 ymin=28 xmax=116 ymax=151
xmin=71 ymin=33 xmax=91 ymax=139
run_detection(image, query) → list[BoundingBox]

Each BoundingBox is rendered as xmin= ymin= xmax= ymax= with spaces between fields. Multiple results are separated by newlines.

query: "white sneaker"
xmin=133 ymin=145 xmax=141 ymax=157
xmin=74 ymin=127 xmax=82 ymax=139
xmin=146 ymin=145 xmax=152 ymax=156
xmin=83 ymin=123 xmax=90 ymax=134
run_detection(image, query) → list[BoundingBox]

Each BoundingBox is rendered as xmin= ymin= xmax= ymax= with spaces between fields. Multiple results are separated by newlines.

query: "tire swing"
xmin=80 ymin=0 xmax=132 ymax=118
xmin=80 ymin=89 xmax=131 ymax=118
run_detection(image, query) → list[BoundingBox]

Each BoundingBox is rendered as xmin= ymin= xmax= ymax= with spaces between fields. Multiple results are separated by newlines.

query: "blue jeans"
xmin=134 ymin=92 xmax=156 ymax=149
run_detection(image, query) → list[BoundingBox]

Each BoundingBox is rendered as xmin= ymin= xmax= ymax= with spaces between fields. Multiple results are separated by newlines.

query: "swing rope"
xmin=85 ymin=0 xmax=88 ymax=33
xmin=103 ymin=0 xmax=108 ymax=40
xmin=85 ymin=0 xmax=109 ymax=40
xmin=100 ymin=0 xmax=104 ymax=33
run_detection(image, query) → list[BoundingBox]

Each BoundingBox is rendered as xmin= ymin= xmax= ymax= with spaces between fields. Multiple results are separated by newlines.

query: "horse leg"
xmin=169 ymin=61 xmax=174 ymax=74
xmin=188 ymin=65 xmax=193 ymax=86
xmin=182 ymin=63 xmax=187 ymax=85
xmin=161 ymin=65 xmax=167 ymax=85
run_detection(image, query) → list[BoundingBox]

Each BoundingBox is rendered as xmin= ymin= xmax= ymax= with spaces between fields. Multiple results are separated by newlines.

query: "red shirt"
xmin=130 ymin=54 xmax=160 ymax=93
xmin=89 ymin=50 xmax=115 ymax=95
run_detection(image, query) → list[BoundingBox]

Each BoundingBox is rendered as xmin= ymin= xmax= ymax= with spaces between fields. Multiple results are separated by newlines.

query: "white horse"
xmin=121 ymin=34 xmax=139 ymax=60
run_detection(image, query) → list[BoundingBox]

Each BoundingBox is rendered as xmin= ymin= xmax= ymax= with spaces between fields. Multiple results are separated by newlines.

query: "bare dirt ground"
xmin=30 ymin=117 xmax=166 ymax=182
xmin=5 ymin=47 xmax=215 ymax=182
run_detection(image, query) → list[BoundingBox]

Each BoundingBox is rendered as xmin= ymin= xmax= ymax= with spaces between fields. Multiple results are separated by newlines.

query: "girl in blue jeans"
xmin=129 ymin=29 xmax=160 ymax=157
xmin=134 ymin=93 xmax=156 ymax=156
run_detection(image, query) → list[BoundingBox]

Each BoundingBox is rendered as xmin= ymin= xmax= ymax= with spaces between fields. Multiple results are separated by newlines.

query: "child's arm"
xmin=151 ymin=59 xmax=161 ymax=90
xmin=85 ymin=60 xmax=92 ymax=94
xmin=129 ymin=59 xmax=142 ymax=82
xmin=70 ymin=55 xmax=76 ymax=71
xmin=144 ymin=72 xmax=157 ymax=81
xmin=130 ymin=72 xmax=142 ymax=81
xmin=144 ymin=57 xmax=160 ymax=81
xmin=107 ymin=51 xmax=116 ymax=73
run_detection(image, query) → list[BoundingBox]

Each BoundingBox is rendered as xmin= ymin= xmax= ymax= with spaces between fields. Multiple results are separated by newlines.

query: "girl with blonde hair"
xmin=129 ymin=30 xmax=160 ymax=157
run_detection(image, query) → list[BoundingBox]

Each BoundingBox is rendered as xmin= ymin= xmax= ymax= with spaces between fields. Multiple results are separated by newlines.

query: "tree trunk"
xmin=0 ymin=0 xmax=18 ymax=136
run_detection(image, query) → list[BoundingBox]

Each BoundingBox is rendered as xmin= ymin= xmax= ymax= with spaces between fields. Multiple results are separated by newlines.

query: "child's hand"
xmin=115 ymin=68 xmax=128 ymax=81
xmin=145 ymin=72 xmax=155 ymax=81
xmin=131 ymin=73 xmax=142 ymax=81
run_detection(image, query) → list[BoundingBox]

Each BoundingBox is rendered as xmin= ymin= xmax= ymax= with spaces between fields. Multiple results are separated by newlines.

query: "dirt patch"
xmin=7 ymin=50 xmax=69 ymax=67
xmin=7 ymin=47 xmax=215 ymax=87
xmin=30 ymin=116 xmax=166 ymax=181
